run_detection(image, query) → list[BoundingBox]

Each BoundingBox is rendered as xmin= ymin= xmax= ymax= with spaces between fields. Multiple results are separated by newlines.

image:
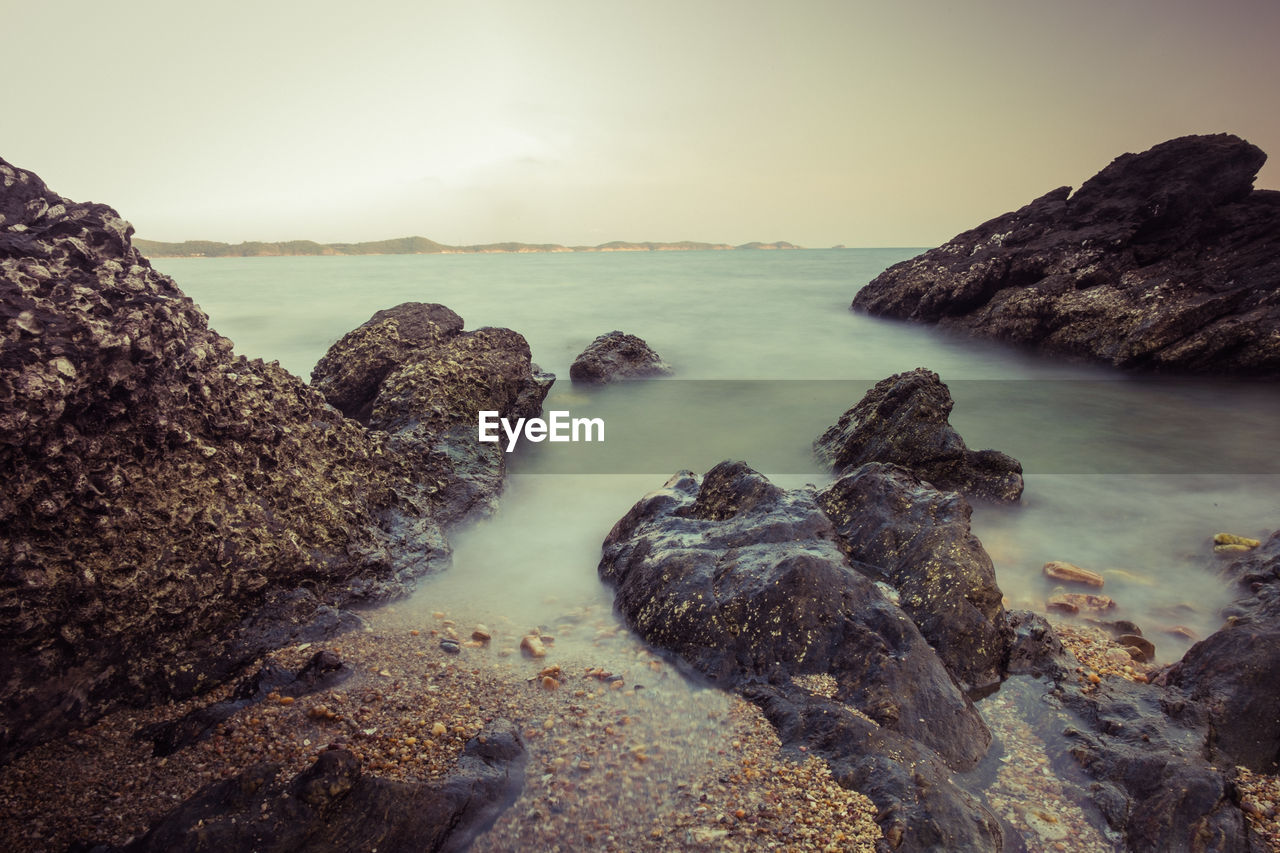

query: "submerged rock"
xmin=1047 ymin=592 xmax=1117 ymax=615
xmin=599 ymin=461 xmax=1002 ymax=850
xmin=817 ymin=462 xmax=1012 ymax=692
xmin=852 ymin=134 xmax=1280 ymax=375
xmin=104 ymin=720 xmax=526 ymax=853
xmin=814 ymin=368 xmax=1023 ymax=502
xmin=1043 ymin=560 xmax=1105 ymax=588
xmin=569 ymin=330 xmax=671 ymax=384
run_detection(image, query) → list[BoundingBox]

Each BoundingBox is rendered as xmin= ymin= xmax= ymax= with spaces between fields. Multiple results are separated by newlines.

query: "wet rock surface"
xmin=817 ymin=462 xmax=1013 ymax=693
xmin=814 ymin=368 xmax=1024 ymax=502
xmin=137 ymin=650 xmax=353 ymax=758
xmin=999 ymin=612 xmax=1260 ymax=851
xmin=569 ymin=330 xmax=672 ymax=384
xmin=0 ymin=157 xmax=546 ymax=762
xmin=103 ymin=720 xmax=526 ymax=853
xmin=598 ymin=460 xmax=1003 ymax=850
xmin=1165 ymin=531 xmax=1280 ymax=773
xmin=852 ymin=134 xmax=1280 ymax=375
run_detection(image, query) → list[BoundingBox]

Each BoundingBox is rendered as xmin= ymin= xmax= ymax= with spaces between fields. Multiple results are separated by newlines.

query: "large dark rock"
xmin=569 ymin=330 xmax=671 ymax=384
xmin=991 ymin=613 xmax=1258 ymax=850
xmin=311 ymin=302 xmax=554 ymax=525
xmin=1048 ymin=678 xmax=1255 ymax=852
xmin=852 ymin=134 xmax=1280 ymax=375
xmin=817 ymin=462 xmax=1012 ymax=692
xmin=104 ymin=720 xmax=526 ymax=853
xmin=814 ymin=368 xmax=1023 ymax=502
xmin=0 ymin=156 xmax=545 ymax=762
xmin=599 ymin=461 xmax=1003 ymax=850
xmin=1164 ymin=531 xmax=1280 ymax=772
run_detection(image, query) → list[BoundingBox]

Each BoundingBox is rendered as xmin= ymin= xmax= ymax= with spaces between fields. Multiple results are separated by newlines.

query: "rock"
xmin=568 ymin=331 xmax=672 ymax=384
xmin=1116 ymin=634 xmax=1155 ymax=662
xmin=998 ymin=616 xmax=1255 ymax=851
xmin=1048 ymin=678 xmax=1253 ymax=851
xmin=745 ymin=683 xmax=1003 ymax=851
xmin=520 ymin=635 xmax=547 ymax=659
xmin=311 ymin=303 xmax=554 ymax=526
xmin=471 ymin=625 xmax=491 ymax=642
xmin=599 ymin=461 xmax=990 ymax=770
xmin=598 ymin=462 xmax=1006 ymax=850
xmin=816 ymin=462 xmax=1012 ymax=692
xmin=1043 ymin=560 xmax=1105 ymax=588
xmin=137 ymin=650 xmax=352 ymax=757
xmin=0 ymin=157 xmax=461 ymax=762
xmin=1215 ymin=531 xmax=1261 ymax=555
xmin=814 ymin=369 xmax=1023 ymax=502
xmin=1047 ymin=592 xmax=1116 ymax=615
xmin=1165 ymin=530 xmax=1280 ymax=771
xmin=103 ymin=720 xmax=526 ymax=853
xmin=439 ymin=640 xmax=461 ymax=655
xmin=851 ymin=134 xmax=1280 ymax=375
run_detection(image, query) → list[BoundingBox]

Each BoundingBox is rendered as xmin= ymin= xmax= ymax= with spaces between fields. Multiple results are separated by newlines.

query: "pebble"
xmin=1214 ymin=532 xmax=1260 ymax=550
xmin=520 ymin=635 xmax=547 ymax=659
xmin=1043 ymin=561 xmax=1105 ymax=588
xmin=472 ymin=625 xmax=492 ymax=642
xmin=439 ymin=640 xmax=460 ymax=655
xmin=0 ymin=606 xmax=883 ymax=853
xmin=1047 ymin=592 xmax=1116 ymax=616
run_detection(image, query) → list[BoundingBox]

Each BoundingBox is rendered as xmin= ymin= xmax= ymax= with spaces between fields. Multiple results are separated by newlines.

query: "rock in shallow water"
xmin=598 ymin=460 xmax=1004 ymax=850
xmin=569 ymin=330 xmax=671 ymax=384
xmin=814 ymin=368 xmax=1023 ymax=502
xmin=851 ymin=133 xmax=1280 ymax=375
xmin=1165 ymin=530 xmax=1280 ymax=772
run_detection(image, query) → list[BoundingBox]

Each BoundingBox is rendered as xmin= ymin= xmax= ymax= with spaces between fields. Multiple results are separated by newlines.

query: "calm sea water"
xmin=160 ymin=250 xmax=1280 ymax=662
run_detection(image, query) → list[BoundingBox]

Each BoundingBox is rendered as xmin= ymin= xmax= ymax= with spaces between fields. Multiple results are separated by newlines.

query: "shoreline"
xmin=5 ymin=603 xmax=1273 ymax=851
xmin=133 ymin=238 xmax=814 ymax=259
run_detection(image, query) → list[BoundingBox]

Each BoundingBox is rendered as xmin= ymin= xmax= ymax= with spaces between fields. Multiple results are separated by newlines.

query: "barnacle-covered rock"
xmin=0 ymin=156 xmax=537 ymax=761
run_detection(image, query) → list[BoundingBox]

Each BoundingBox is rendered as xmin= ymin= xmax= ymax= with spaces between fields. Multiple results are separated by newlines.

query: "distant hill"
xmin=132 ymin=236 xmax=805 ymax=258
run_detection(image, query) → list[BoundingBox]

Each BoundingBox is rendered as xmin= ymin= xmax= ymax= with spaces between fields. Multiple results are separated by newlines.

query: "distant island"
xmin=133 ymin=235 xmax=806 ymax=258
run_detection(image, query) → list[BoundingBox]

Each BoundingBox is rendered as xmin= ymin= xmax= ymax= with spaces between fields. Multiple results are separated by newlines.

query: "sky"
xmin=5 ymin=0 xmax=1279 ymax=248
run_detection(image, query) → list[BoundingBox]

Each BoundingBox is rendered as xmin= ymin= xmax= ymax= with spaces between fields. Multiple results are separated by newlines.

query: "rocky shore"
xmin=852 ymin=133 xmax=1280 ymax=375
xmin=3 ymin=152 xmax=1279 ymax=852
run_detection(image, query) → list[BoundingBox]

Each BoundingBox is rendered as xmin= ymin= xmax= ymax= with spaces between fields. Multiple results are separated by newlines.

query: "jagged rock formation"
xmin=599 ymin=461 xmax=1003 ymax=851
xmin=852 ymin=134 xmax=1280 ymax=375
xmin=106 ymin=720 xmax=526 ymax=853
xmin=0 ymin=156 xmax=547 ymax=762
xmin=814 ymin=368 xmax=1024 ymax=502
xmin=817 ymin=462 xmax=1012 ymax=692
xmin=569 ymin=330 xmax=672 ymax=384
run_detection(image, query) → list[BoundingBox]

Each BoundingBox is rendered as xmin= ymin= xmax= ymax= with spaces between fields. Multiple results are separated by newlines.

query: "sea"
xmin=158 ymin=248 xmax=1279 ymax=662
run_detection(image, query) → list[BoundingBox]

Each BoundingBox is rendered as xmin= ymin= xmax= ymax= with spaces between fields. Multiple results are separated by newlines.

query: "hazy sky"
xmin=7 ymin=0 xmax=1279 ymax=247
